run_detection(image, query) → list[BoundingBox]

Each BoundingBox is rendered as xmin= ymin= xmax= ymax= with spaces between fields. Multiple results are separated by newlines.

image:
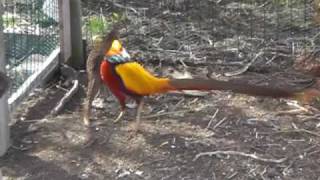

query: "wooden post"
xmin=59 ymin=0 xmax=84 ymax=69
xmin=0 ymin=2 xmax=10 ymax=157
xmin=58 ymin=0 xmax=72 ymax=65
xmin=69 ymin=0 xmax=84 ymax=69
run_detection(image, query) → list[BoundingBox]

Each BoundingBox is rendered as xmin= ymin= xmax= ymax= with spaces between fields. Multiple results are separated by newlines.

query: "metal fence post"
xmin=0 ymin=2 xmax=10 ymax=157
xmin=59 ymin=0 xmax=84 ymax=69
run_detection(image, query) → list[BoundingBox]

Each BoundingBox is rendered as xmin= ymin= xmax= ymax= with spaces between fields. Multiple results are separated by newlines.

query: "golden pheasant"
xmin=100 ymin=30 xmax=320 ymax=129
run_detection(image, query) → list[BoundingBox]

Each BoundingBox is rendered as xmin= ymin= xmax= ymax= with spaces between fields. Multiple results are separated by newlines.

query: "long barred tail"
xmin=168 ymin=78 xmax=319 ymax=102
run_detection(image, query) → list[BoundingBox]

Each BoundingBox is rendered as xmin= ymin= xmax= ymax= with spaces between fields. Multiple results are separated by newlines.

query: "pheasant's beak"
xmin=120 ymin=48 xmax=131 ymax=60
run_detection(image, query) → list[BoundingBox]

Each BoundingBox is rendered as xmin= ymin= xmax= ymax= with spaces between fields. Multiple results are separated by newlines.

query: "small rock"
xmin=135 ymin=170 xmax=143 ymax=176
xmin=80 ymin=173 xmax=89 ymax=179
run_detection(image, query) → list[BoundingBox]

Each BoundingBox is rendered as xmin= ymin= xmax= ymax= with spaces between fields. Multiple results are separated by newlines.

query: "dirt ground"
xmin=1 ymin=66 xmax=320 ymax=180
xmin=2 ymin=0 xmax=320 ymax=179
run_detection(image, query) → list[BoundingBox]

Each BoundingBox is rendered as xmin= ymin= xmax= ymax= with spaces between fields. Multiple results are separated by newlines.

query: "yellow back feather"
xmin=115 ymin=62 xmax=172 ymax=95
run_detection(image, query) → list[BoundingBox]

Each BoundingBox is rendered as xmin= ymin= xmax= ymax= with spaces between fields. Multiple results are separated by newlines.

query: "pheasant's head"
xmin=104 ymin=38 xmax=131 ymax=63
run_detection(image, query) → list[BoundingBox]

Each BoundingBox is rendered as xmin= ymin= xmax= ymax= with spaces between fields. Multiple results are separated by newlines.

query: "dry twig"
xmin=193 ymin=150 xmax=287 ymax=163
xmin=107 ymin=0 xmax=139 ymax=14
xmin=142 ymin=110 xmax=190 ymax=119
xmin=212 ymin=117 xmax=227 ymax=129
xmin=224 ymin=51 xmax=264 ymax=76
xmin=273 ymin=128 xmax=320 ymax=137
xmin=206 ymin=108 xmax=219 ymax=129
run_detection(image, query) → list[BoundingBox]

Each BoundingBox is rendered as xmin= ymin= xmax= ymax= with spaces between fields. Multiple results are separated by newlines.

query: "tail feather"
xmin=168 ymin=78 xmax=315 ymax=100
xmin=293 ymin=88 xmax=320 ymax=104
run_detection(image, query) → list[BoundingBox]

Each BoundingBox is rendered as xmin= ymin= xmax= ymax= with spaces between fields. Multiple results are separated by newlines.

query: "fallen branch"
xmin=51 ymin=64 xmax=79 ymax=116
xmin=193 ymin=150 xmax=287 ymax=163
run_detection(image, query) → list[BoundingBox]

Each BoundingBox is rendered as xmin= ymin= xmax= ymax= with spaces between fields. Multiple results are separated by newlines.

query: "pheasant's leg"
xmin=114 ymin=100 xmax=126 ymax=123
xmin=134 ymin=98 xmax=144 ymax=132
xmin=83 ymin=76 xmax=101 ymax=126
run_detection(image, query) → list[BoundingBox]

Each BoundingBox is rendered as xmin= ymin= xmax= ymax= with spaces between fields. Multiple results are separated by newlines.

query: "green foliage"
xmin=87 ymin=16 xmax=108 ymax=36
xmin=2 ymin=15 xmax=16 ymax=27
xmin=84 ymin=12 xmax=126 ymax=38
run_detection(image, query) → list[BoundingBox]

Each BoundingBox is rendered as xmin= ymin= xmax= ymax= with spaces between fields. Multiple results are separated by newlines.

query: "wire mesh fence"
xmin=81 ymin=0 xmax=320 ymax=73
xmin=2 ymin=0 xmax=318 ymax=105
xmin=3 ymin=0 xmax=59 ymax=96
